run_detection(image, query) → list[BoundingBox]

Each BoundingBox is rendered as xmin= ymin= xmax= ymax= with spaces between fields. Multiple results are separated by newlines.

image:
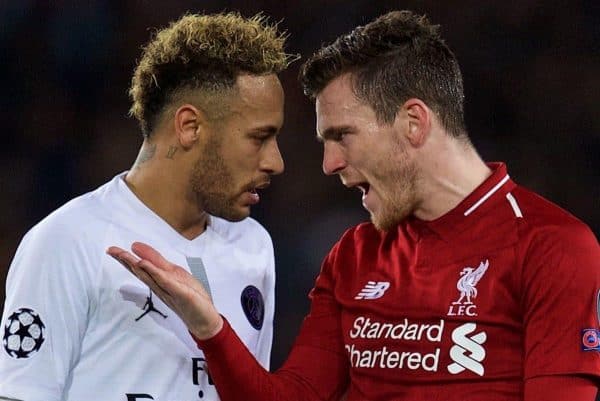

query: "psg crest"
xmin=240 ymin=285 xmax=264 ymax=330
xmin=3 ymin=308 xmax=46 ymax=359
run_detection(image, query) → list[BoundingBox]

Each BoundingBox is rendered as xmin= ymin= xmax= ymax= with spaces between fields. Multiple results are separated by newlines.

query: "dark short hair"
xmin=130 ymin=12 xmax=294 ymax=137
xmin=300 ymin=10 xmax=466 ymax=137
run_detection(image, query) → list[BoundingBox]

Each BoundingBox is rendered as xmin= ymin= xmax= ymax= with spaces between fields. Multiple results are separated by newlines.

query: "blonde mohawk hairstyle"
xmin=129 ymin=12 xmax=295 ymax=136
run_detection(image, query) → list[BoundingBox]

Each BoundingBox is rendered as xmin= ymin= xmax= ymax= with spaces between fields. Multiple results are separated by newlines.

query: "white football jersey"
xmin=0 ymin=173 xmax=276 ymax=401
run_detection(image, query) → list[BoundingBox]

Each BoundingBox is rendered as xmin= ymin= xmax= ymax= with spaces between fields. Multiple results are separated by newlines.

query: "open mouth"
xmin=245 ymin=180 xmax=270 ymax=194
xmin=356 ymin=183 xmax=370 ymax=196
xmin=244 ymin=180 xmax=270 ymax=205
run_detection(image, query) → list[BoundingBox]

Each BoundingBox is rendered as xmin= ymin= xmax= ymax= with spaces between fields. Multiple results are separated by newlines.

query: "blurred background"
xmin=1 ymin=0 xmax=598 ymax=370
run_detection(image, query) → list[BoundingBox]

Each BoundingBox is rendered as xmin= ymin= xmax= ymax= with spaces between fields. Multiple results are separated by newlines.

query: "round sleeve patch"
xmin=240 ymin=285 xmax=265 ymax=330
xmin=3 ymin=307 xmax=46 ymax=359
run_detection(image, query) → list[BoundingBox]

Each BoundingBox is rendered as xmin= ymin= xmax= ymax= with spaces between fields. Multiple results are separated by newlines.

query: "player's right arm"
xmin=0 ymin=221 xmax=93 ymax=401
xmin=108 ymin=241 xmax=349 ymax=401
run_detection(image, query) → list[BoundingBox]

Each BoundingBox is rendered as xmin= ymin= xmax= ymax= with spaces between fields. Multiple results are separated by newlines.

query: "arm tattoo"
xmin=166 ymin=145 xmax=178 ymax=159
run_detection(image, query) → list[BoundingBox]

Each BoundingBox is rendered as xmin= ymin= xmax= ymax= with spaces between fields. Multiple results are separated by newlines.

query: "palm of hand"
xmin=107 ymin=242 xmax=223 ymax=339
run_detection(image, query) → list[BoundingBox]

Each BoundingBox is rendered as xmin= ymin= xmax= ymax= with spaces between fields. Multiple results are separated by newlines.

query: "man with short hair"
xmin=110 ymin=10 xmax=599 ymax=401
xmin=0 ymin=12 xmax=293 ymax=400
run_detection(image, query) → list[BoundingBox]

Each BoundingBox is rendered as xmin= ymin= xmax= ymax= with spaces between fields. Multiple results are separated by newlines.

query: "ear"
xmin=173 ymin=104 xmax=208 ymax=150
xmin=400 ymin=98 xmax=431 ymax=148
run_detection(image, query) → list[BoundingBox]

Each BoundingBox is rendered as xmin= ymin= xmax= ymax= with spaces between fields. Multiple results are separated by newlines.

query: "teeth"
xmin=356 ymin=184 xmax=369 ymax=195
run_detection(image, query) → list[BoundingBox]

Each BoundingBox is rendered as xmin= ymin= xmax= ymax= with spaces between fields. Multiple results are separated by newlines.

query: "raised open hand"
xmin=107 ymin=242 xmax=223 ymax=340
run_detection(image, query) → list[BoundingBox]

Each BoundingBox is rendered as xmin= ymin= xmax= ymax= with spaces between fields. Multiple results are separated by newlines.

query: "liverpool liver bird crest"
xmin=453 ymin=260 xmax=489 ymax=305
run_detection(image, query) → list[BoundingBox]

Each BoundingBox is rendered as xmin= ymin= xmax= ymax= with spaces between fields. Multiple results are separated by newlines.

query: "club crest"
xmin=447 ymin=260 xmax=489 ymax=317
xmin=241 ymin=285 xmax=264 ymax=330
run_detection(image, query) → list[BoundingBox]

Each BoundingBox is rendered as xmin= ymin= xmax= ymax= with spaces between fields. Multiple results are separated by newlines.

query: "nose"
xmin=260 ymin=138 xmax=285 ymax=175
xmin=322 ymin=141 xmax=346 ymax=175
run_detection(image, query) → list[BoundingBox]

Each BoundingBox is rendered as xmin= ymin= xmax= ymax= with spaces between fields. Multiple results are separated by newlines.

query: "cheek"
xmin=228 ymin=156 xmax=256 ymax=178
xmin=219 ymin=149 xmax=260 ymax=186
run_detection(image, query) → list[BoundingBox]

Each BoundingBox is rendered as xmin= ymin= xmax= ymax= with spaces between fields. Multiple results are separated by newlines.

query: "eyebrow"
xmin=250 ymin=125 xmax=280 ymax=136
xmin=316 ymin=125 xmax=353 ymax=142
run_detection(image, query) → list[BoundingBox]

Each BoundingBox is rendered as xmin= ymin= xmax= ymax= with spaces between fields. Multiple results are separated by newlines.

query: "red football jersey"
xmin=198 ymin=162 xmax=600 ymax=401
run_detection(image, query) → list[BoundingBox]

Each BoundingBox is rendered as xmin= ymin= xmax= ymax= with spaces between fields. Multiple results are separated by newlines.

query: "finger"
xmin=134 ymin=261 xmax=200 ymax=314
xmin=136 ymin=259 xmax=183 ymax=293
xmin=130 ymin=261 xmax=174 ymax=305
xmin=129 ymin=243 xmax=206 ymax=296
xmin=131 ymin=242 xmax=173 ymax=270
xmin=107 ymin=248 xmax=179 ymax=311
xmin=141 ymin=258 xmax=211 ymax=300
xmin=107 ymin=249 xmax=140 ymax=274
xmin=135 ymin=258 xmax=207 ymax=305
xmin=106 ymin=246 xmax=127 ymax=256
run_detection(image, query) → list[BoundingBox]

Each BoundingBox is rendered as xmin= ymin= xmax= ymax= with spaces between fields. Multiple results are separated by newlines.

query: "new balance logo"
xmin=354 ymin=281 xmax=390 ymax=300
xmin=447 ymin=322 xmax=487 ymax=376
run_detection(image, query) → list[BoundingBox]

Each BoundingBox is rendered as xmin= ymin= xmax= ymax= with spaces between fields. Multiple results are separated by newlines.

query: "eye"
xmin=250 ymin=133 xmax=267 ymax=141
xmin=332 ymin=130 xmax=350 ymax=143
xmin=250 ymin=133 xmax=272 ymax=147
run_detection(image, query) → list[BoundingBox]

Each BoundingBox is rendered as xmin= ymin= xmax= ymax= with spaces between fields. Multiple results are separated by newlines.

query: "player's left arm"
xmin=520 ymin=220 xmax=600 ymax=401
xmin=525 ymin=375 xmax=598 ymax=400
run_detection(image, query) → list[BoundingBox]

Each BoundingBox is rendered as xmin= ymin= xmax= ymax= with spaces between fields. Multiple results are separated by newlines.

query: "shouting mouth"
xmin=356 ymin=183 xmax=370 ymax=198
xmin=352 ymin=182 xmax=371 ymax=210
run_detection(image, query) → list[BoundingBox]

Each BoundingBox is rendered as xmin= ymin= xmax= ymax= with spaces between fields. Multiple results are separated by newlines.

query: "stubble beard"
xmin=190 ymin=136 xmax=246 ymax=222
xmin=371 ymin=147 xmax=419 ymax=232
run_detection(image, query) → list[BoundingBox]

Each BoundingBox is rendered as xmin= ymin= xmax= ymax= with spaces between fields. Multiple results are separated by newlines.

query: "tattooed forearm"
xmin=166 ymin=145 xmax=178 ymax=159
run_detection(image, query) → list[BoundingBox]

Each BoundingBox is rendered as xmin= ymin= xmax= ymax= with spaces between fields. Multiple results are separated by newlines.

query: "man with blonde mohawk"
xmin=0 ymin=12 xmax=294 ymax=401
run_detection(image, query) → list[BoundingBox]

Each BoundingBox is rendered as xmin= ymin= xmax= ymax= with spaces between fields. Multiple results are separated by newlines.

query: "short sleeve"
xmin=0 ymin=222 xmax=95 ymax=400
xmin=521 ymin=221 xmax=600 ymax=379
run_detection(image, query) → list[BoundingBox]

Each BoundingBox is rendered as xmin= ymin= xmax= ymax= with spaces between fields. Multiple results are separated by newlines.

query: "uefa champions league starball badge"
xmin=3 ymin=308 xmax=46 ymax=359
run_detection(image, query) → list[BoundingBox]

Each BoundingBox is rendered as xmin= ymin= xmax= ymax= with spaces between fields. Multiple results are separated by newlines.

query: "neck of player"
xmin=413 ymin=133 xmax=492 ymax=222
xmin=125 ymin=139 xmax=209 ymax=240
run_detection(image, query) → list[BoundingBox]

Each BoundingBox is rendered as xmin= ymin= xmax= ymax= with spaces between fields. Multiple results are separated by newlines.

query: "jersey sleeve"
xmin=196 ymin=243 xmax=349 ymax=401
xmin=254 ymin=236 xmax=276 ymax=369
xmin=520 ymin=220 xmax=600 ymax=379
xmin=524 ymin=375 xmax=598 ymax=401
xmin=0 ymin=221 xmax=96 ymax=400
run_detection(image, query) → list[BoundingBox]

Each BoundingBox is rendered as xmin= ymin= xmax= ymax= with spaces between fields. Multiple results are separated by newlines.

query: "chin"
xmin=219 ymin=209 xmax=249 ymax=222
xmin=372 ymin=218 xmax=397 ymax=232
xmin=231 ymin=203 xmax=254 ymax=221
xmin=371 ymin=209 xmax=411 ymax=232
xmin=204 ymin=202 xmax=249 ymax=222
